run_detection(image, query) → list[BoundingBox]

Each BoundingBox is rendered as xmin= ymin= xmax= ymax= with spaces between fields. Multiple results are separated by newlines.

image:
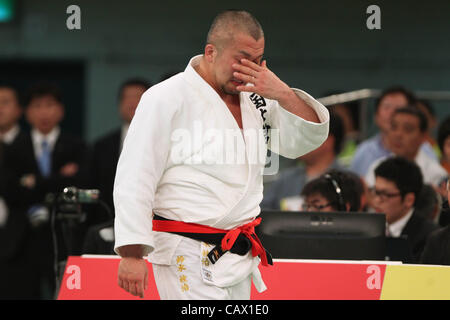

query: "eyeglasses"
xmin=302 ymin=203 xmax=334 ymax=212
xmin=370 ymin=188 xmax=402 ymax=201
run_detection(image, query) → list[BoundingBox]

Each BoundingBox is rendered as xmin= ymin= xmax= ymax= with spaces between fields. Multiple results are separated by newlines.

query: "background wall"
xmin=1 ymin=0 xmax=450 ymax=142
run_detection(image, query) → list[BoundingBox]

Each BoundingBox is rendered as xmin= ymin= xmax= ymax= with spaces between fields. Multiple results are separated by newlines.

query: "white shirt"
xmin=31 ymin=126 xmax=60 ymax=160
xmin=0 ymin=124 xmax=20 ymax=145
xmin=113 ymin=55 xmax=329 ymax=283
xmin=365 ymin=149 xmax=448 ymax=188
xmin=387 ymin=208 xmax=414 ymax=238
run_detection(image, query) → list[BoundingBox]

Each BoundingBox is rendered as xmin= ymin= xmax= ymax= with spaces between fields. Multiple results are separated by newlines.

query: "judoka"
xmin=114 ymin=9 xmax=329 ymax=299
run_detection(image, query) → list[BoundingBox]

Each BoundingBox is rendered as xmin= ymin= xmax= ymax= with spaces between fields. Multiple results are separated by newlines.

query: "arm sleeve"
xmin=267 ymin=88 xmax=330 ymax=159
xmin=113 ymin=90 xmax=178 ymax=256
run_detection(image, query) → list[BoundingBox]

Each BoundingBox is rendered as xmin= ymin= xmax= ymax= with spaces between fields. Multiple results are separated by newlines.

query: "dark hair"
xmin=392 ymin=106 xmax=428 ymax=133
xmin=375 ymin=86 xmax=416 ymax=113
xmin=417 ymin=99 xmax=435 ymax=117
xmin=329 ymin=112 xmax=345 ymax=155
xmin=374 ymin=156 xmax=423 ymax=205
xmin=24 ymin=83 xmax=63 ymax=107
xmin=0 ymin=83 xmax=20 ymax=105
xmin=301 ymin=169 xmax=364 ymax=212
xmin=118 ymin=78 xmax=151 ymax=101
xmin=206 ymin=10 xmax=264 ymax=47
xmin=437 ymin=116 xmax=450 ymax=153
xmin=321 ymin=90 xmax=361 ymax=132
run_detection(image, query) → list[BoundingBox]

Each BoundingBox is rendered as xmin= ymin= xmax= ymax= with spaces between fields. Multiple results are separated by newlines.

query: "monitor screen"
xmin=256 ymin=210 xmax=386 ymax=261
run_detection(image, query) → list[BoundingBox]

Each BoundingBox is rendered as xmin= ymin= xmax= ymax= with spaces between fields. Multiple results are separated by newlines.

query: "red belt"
xmin=152 ymin=216 xmax=272 ymax=266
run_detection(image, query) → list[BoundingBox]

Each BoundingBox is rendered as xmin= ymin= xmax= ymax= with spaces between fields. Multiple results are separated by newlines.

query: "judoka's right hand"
xmin=118 ymin=256 xmax=148 ymax=298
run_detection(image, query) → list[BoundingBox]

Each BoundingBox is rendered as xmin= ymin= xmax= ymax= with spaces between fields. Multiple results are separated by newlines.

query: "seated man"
xmin=350 ymin=86 xmax=437 ymax=177
xmin=261 ymin=113 xmax=344 ymax=210
xmin=300 ymin=169 xmax=366 ymax=212
xmin=371 ymin=157 xmax=438 ymax=263
xmin=416 ymin=99 xmax=440 ymax=158
xmin=437 ymin=115 xmax=450 ymax=174
xmin=365 ymin=107 xmax=447 ymax=189
xmin=421 ymin=179 xmax=450 ymax=265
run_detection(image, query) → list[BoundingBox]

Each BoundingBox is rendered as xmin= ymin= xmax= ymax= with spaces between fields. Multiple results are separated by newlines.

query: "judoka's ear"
xmin=204 ymin=44 xmax=218 ymax=63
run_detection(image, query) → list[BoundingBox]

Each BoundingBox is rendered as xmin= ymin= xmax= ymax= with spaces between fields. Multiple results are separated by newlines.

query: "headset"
xmin=324 ymin=173 xmax=346 ymax=212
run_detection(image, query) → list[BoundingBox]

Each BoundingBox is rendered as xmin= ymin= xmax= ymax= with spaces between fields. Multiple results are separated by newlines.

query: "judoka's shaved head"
xmin=206 ymin=10 xmax=264 ymax=51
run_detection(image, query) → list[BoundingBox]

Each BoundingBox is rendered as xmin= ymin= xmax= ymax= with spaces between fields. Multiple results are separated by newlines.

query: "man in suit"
xmin=0 ymin=84 xmax=26 ymax=226
xmin=3 ymin=83 xmax=87 ymax=298
xmin=82 ymin=79 xmax=150 ymax=254
xmin=420 ymin=180 xmax=450 ymax=266
xmin=0 ymin=84 xmax=25 ymax=146
xmin=0 ymin=84 xmax=40 ymax=299
xmin=420 ymin=221 xmax=450 ymax=265
xmin=371 ymin=156 xmax=438 ymax=263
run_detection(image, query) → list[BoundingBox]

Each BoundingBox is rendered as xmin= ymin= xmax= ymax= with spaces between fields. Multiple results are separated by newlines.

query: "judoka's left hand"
xmin=233 ymin=59 xmax=292 ymax=102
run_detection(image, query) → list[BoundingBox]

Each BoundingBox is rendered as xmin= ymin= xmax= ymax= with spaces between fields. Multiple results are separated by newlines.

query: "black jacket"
xmin=87 ymin=128 xmax=121 ymax=221
xmin=3 ymin=131 xmax=87 ymax=206
xmin=401 ymin=210 xmax=439 ymax=263
xmin=420 ymin=225 xmax=450 ymax=265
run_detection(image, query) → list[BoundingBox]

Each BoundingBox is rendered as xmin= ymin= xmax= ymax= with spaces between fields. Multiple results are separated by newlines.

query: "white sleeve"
xmin=113 ymin=89 xmax=178 ymax=256
xmin=267 ymin=88 xmax=330 ymax=159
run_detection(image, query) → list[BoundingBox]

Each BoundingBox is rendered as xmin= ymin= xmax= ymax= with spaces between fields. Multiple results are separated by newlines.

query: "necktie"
xmin=38 ymin=140 xmax=51 ymax=177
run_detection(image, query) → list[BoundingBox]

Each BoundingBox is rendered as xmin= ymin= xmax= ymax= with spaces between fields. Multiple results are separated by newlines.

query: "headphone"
xmin=324 ymin=173 xmax=346 ymax=212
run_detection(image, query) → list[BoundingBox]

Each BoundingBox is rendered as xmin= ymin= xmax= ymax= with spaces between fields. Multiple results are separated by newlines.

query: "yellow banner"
xmin=381 ymin=265 xmax=450 ymax=300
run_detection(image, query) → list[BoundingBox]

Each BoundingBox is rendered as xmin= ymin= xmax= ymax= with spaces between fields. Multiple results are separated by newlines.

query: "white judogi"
xmin=113 ymin=55 xmax=329 ymax=299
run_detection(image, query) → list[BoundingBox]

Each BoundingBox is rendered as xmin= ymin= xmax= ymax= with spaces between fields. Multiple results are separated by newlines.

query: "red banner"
xmin=58 ymin=256 xmax=390 ymax=300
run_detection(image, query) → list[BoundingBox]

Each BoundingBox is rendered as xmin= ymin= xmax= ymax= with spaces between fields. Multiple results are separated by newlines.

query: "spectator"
xmin=261 ymin=113 xmax=344 ymax=210
xmin=0 ymin=138 xmax=40 ymax=299
xmin=365 ymin=107 xmax=447 ymax=189
xmin=350 ymin=86 xmax=437 ymax=177
xmin=3 ymin=83 xmax=87 ymax=298
xmin=329 ymin=100 xmax=361 ymax=168
xmin=0 ymin=84 xmax=26 ymax=227
xmin=300 ymin=169 xmax=366 ymax=212
xmin=420 ymin=224 xmax=450 ymax=265
xmin=82 ymin=78 xmax=150 ymax=254
xmin=437 ymin=115 xmax=450 ymax=174
xmin=371 ymin=157 xmax=438 ymax=263
xmin=415 ymin=184 xmax=442 ymax=224
xmin=0 ymin=84 xmax=25 ymax=147
xmin=420 ymin=178 xmax=450 ymax=265
xmin=86 ymin=78 xmax=151 ymax=222
xmin=417 ymin=99 xmax=440 ymax=158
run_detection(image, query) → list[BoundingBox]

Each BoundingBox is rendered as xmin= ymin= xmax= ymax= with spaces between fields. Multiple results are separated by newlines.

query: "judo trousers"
xmin=152 ymin=237 xmax=252 ymax=300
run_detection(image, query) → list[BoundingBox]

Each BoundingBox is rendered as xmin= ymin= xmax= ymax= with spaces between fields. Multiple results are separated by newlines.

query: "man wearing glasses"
xmin=371 ymin=157 xmax=438 ymax=262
